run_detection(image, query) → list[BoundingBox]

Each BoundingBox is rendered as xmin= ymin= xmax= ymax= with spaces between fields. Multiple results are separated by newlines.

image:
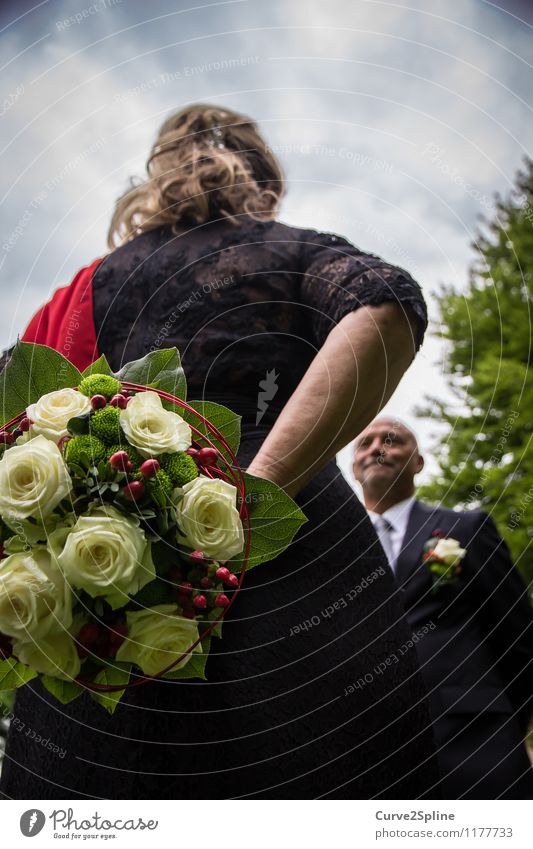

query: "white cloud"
xmin=0 ymin=0 xmax=530 ymax=488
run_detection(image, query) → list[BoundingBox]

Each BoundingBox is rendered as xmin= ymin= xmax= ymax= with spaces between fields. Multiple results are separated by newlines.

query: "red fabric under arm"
xmin=21 ymin=258 xmax=103 ymax=372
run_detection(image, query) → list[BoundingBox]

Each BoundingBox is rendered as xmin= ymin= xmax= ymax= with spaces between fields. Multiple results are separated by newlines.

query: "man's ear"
xmin=416 ymin=453 xmax=425 ymax=474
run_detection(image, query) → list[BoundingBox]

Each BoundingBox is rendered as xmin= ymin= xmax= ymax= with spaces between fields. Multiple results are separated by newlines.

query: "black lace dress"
xmin=0 ymin=218 xmax=439 ymax=799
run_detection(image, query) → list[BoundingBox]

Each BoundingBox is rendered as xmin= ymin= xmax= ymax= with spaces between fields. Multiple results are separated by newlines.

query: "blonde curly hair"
xmin=107 ymin=103 xmax=285 ymax=248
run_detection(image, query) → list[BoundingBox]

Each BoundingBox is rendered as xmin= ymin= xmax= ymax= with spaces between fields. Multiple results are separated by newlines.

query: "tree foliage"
xmin=418 ymin=158 xmax=533 ymax=585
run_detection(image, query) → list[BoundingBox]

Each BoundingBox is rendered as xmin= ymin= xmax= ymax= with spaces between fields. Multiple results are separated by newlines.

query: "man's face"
xmin=353 ymin=419 xmax=423 ymax=497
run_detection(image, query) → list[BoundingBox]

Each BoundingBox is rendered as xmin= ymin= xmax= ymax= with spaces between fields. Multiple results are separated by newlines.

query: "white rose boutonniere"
xmin=432 ymin=537 xmax=467 ymax=567
xmin=176 ymin=476 xmax=244 ymax=561
xmin=0 ymin=434 xmax=72 ymax=523
xmin=120 ymin=391 xmax=192 ymax=458
xmin=26 ymin=388 xmax=91 ymax=443
xmin=423 ymin=530 xmax=467 ymax=592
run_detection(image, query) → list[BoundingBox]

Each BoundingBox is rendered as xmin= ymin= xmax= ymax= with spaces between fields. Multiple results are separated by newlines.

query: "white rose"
xmin=433 ymin=537 xmax=466 ymax=566
xmin=120 ymin=391 xmax=192 ymax=458
xmin=115 ymin=604 xmax=202 ymax=677
xmin=12 ymin=629 xmax=81 ymax=681
xmin=0 ymin=435 xmax=73 ymax=523
xmin=176 ymin=476 xmax=244 ymax=561
xmin=0 ymin=548 xmax=73 ymax=641
xmin=26 ymin=388 xmax=91 ymax=443
xmin=49 ymin=505 xmax=155 ymax=609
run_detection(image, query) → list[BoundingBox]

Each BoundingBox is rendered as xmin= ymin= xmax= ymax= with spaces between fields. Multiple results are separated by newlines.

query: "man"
xmin=353 ymin=417 xmax=533 ymax=799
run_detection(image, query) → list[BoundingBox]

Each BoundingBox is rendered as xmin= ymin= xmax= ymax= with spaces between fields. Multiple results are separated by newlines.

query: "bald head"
xmin=352 ymin=417 xmax=424 ymax=513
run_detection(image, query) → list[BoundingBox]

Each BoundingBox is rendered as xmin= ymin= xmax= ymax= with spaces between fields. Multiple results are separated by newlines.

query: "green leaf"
xmin=162 ymin=636 xmax=210 ymax=680
xmin=0 ymin=688 xmax=14 ymax=714
xmin=89 ymin=663 xmax=131 ymax=714
xmin=130 ymin=578 xmax=173 ymax=608
xmin=230 ymin=473 xmax=308 ymax=570
xmin=81 ymin=355 xmax=113 ymax=378
xmin=0 ymin=658 xmax=37 ymax=690
xmin=0 ymin=341 xmax=82 ymax=422
xmin=66 ymin=412 xmax=91 ymax=435
xmin=182 ymin=400 xmax=241 ymax=464
xmin=114 ymin=348 xmax=186 ymax=400
xmin=40 ymin=675 xmax=84 ymax=705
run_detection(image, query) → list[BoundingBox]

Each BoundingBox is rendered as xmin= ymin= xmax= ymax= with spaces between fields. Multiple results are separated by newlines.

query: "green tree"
xmin=418 ymin=158 xmax=533 ymax=586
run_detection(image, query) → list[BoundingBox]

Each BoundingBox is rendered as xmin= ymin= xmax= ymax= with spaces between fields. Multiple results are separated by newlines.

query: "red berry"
xmin=190 ymin=550 xmax=204 ymax=563
xmin=168 ymin=567 xmax=184 ymax=582
xmin=19 ymin=417 xmax=30 ymax=432
xmin=214 ymin=593 xmax=230 ymax=608
xmin=181 ymin=607 xmax=196 ymax=619
xmin=58 ymin=435 xmax=72 ymax=452
xmin=78 ymin=623 xmax=100 ymax=646
xmin=110 ymin=394 xmax=128 ymax=409
xmin=193 ymin=594 xmax=207 ymax=610
xmin=0 ymin=431 xmax=14 ymax=445
xmin=140 ymin=459 xmax=160 ymax=478
xmin=177 ymin=581 xmax=193 ymax=597
xmin=215 ymin=566 xmax=231 ymax=582
xmin=186 ymin=447 xmax=199 ymax=458
xmin=109 ymin=622 xmax=128 ymax=647
xmin=12 ymin=427 xmax=22 ymax=439
xmin=110 ymin=450 xmax=132 ymax=472
xmin=123 ymin=480 xmax=145 ymax=500
xmin=225 ymin=573 xmax=239 ymax=589
xmin=90 ymin=394 xmax=107 ymax=410
xmin=197 ymin=447 xmax=218 ymax=466
xmin=200 ymin=576 xmax=213 ymax=589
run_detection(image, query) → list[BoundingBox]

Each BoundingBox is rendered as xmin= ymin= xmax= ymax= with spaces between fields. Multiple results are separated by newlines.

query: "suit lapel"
xmin=394 ymin=500 xmax=442 ymax=587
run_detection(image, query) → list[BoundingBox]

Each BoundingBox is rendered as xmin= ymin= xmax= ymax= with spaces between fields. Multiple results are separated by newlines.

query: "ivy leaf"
xmin=0 ymin=341 xmax=82 ymax=422
xmin=230 ymin=473 xmax=308 ymax=571
xmin=89 ymin=663 xmax=131 ymax=714
xmin=66 ymin=411 xmax=91 ymax=435
xmin=114 ymin=348 xmax=186 ymax=400
xmin=40 ymin=675 xmax=85 ymax=705
xmin=81 ymin=355 xmax=113 ymax=378
xmin=0 ymin=658 xmax=37 ymax=690
xmin=182 ymin=401 xmax=241 ymax=465
xmin=161 ymin=635 xmax=210 ymax=680
xmin=0 ymin=688 xmax=14 ymax=714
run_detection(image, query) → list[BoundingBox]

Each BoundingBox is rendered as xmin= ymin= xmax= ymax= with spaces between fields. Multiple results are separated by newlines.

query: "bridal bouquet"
xmin=0 ymin=343 xmax=306 ymax=712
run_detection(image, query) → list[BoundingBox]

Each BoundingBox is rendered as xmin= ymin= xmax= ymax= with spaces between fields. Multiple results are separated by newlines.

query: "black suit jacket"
xmin=396 ymin=500 xmax=533 ymax=731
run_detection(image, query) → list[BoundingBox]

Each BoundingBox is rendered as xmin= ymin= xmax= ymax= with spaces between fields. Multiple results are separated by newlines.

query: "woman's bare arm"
xmin=247 ymin=302 xmax=420 ymax=497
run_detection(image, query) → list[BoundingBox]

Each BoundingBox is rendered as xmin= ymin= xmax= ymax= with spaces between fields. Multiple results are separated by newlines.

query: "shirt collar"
xmin=368 ymin=495 xmax=417 ymax=536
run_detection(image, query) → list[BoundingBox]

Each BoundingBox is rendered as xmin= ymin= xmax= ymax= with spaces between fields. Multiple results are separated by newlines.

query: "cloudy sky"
xmin=1 ymin=0 xmax=531 ymax=484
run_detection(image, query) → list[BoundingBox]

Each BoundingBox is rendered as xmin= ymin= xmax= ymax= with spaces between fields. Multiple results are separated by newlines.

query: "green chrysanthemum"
xmin=65 ymin=434 xmax=106 ymax=467
xmin=160 ymin=451 xmax=198 ymax=487
xmin=149 ymin=469 xmax=174 ymax=499
xmin=90 ymin=406 xmax=123 ymax=445
xmin=78 ymin=373 xmax=121 ymax=399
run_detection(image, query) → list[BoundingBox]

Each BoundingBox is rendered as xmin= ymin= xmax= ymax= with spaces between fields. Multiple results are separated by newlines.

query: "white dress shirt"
xmin=368 ymin=495 xmax=417 ymax=571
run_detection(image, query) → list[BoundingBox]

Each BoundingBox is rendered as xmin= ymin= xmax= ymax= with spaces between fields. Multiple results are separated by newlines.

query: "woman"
xmin=0 ymin=104 xmax=439 ymax=799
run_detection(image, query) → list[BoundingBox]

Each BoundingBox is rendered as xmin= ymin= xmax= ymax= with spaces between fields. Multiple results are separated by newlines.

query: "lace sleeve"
xmin=299 ymin=230 xmax=428 ymax=349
